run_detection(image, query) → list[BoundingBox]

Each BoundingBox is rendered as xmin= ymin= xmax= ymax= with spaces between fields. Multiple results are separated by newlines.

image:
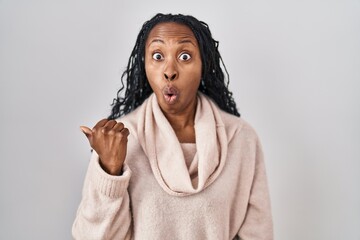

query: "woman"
xmin=73 ymin=13 xmax=273 ymax=240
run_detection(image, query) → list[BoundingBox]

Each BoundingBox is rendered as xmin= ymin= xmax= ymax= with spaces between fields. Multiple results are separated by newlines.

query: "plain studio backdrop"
xmin=0 ymin=0 xmax=359 ymax=239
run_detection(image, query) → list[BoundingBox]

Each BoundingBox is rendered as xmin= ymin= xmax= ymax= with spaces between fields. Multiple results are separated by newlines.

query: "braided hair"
xmin=108 ymin=13 xmax=240 ymax=119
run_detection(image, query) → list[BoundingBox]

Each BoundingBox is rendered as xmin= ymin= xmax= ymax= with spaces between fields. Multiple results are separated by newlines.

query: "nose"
xmin=164 ymin=72 xmax=177 ymax=81
xmin=163 ymin=60 xmax=178 ymax=81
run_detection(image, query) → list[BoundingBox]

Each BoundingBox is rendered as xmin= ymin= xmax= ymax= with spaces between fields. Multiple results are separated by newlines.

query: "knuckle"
xmin=107 ymin=120 xmax=115 ymax=126
xmin=121 ymin=129 xmax=130 ymax=139
xmin=115 ymin=122 xmax=124 ymax=129
xmin=115 ymin=131 xmax=124 ymax=138
xmin=115 ymin=130 xmax=129 ymax=141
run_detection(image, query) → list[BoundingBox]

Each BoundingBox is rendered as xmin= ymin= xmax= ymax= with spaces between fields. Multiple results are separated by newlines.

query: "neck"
xmin=164 ymin=103 xmax=196 ymax=131
xmin=162 ymin=98 xmax=197 ymax=143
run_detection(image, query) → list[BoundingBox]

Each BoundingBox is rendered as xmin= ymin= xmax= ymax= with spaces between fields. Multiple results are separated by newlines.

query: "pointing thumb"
xmin=80 ymin=126 xmax=92 ymax=139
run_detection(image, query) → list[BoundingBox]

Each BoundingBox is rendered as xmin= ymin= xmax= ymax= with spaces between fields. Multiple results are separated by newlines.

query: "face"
xmin=145 ymin=22 xmax=202 ymax=116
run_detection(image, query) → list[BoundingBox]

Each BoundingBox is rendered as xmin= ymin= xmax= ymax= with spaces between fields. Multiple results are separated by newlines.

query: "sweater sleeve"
xmin=72 ymin=152 xmax=132 ymax=240
xmin=237 ymin=138 xmax=274 ymax=240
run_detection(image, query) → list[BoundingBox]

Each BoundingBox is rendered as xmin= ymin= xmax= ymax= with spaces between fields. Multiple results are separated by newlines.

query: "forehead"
xmin=146 ymin=22 xmax=197 ymax=43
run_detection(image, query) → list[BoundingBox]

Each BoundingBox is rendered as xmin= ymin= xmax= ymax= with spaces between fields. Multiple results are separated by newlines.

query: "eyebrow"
xmin=178 ymin=39 xmax=196 ymax=46
xmin=147 ymin=38 xmax=197 ymax=47
xmin=148 ymin=39 xmax=164 ymax=46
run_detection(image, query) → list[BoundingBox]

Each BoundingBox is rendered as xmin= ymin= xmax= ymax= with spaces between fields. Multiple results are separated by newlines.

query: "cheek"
xmin=187 ymin=63 xmax=202 ymax=83
xmin=190 ymin=59 xmax=202 ymax=78
xmin=145 ymin=63 xmax=162 ymax=91
xmin=145 ymin=62 xmax=157 ymax=81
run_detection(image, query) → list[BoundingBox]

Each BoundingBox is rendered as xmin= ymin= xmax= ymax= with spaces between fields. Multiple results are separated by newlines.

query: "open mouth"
xmin=163 ymin=86 xmax=179 ymax=104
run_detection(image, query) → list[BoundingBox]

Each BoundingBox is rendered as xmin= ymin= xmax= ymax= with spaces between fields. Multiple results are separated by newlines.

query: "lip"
xmin=162 ymin=86 xmax=179 ymax=105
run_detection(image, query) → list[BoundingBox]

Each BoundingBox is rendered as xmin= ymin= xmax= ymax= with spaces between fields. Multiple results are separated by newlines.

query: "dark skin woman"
xmin=74 ymin=13 xmax=273 ymax=240
xmin=80 ymin=16 xmax=238 ymax=176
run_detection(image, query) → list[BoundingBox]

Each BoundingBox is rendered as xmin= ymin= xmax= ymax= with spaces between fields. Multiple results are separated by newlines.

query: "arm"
xmin=72 ymin=152 xmax=132 ymax=240
xmin=73 ymin=119 xmax=132 ymax=239
xmin=238 ymin=139 xmax=274 ymax=240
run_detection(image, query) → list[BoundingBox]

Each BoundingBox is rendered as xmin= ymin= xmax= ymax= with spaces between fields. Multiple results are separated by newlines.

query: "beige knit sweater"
xmin=72 ymin=93 xmax=273 ymax=240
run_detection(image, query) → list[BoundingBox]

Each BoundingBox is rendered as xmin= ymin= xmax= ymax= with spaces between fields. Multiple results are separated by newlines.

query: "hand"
xmin=80 ymin=119 xmax=130 ymax=175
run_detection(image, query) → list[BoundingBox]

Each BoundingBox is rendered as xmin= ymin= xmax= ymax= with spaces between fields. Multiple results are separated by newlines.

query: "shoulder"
xmin=117 ymin=107 xmax=140 ymax=127
xmin=115 ymin=98 xmax=149 ymax=134
xmin=200 ymin=93 xmax=260 ymax=143
xmin=219 ymin=110 xmax=260 ymax=143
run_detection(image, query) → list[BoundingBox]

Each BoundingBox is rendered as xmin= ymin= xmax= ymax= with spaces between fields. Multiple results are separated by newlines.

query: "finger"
xmin=80 ymin=126 xmax=92 ymax=139
xmin=112 ymin=122 xmax=125 ymax=131
xmin=102 ymin=120 xmax=117 ymax=133
xmin=120 ymin=127 xmax=130 ymax=138
xmin=93 ymin=119 xmax=109 ymax=129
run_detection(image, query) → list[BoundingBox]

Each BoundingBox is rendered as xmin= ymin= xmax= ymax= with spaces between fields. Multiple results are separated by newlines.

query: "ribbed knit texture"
xmin=72 ymin=92 xmax=273 ymax=240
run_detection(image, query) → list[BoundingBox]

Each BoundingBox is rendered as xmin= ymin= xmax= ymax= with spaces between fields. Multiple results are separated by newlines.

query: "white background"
xmin=0 ymin=0 xmax=359 ymax=239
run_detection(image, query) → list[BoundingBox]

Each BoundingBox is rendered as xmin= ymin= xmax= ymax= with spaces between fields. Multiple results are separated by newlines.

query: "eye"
xmin=179 ymin=53 xmax=191 ymax=61
xmin=152 ymin=53 xmax=163 ymax=60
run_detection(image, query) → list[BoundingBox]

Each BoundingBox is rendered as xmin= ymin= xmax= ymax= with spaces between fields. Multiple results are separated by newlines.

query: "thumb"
xmin=80 ymin=126 xmax=92 ymax=139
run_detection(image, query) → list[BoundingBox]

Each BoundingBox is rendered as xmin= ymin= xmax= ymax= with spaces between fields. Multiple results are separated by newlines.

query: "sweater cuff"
xmin=89 ymin=152 xmax=131 ymax=199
